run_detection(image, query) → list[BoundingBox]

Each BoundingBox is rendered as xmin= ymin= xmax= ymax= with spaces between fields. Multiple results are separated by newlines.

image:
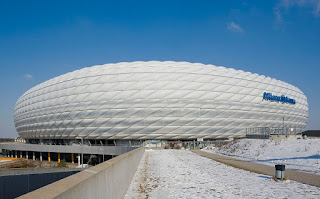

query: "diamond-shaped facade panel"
xmin=14 ymin=61 xmax=308 ymax=140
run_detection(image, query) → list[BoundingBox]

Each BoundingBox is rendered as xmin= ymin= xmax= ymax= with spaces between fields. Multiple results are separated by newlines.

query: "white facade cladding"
xmin=14 ymin=61 xmax=308 ymax=140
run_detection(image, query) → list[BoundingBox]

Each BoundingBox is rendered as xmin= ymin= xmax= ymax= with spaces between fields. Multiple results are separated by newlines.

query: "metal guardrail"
xmin=143 ymin=140 xmax=226 ymax=150
xmin=0 ymin=138 xmax=15 ymax=143
xmin=246 ymin=127 xmax=304 ymax=139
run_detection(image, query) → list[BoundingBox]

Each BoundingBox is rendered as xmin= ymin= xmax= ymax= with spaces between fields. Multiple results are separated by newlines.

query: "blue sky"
xmin=0 ymin=0 xmax=319 ymax=138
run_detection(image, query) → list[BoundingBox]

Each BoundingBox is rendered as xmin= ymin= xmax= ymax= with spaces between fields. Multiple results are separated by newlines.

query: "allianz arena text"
xmin=14 ymin=61 xmax=308 ymax=140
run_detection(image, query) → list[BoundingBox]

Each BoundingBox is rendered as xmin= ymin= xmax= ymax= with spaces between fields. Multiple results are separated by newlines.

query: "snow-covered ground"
xmin=125 ymin=149 xmax=320 ymax=199
xmin=202 ymin=138 xmax=320 ymax=175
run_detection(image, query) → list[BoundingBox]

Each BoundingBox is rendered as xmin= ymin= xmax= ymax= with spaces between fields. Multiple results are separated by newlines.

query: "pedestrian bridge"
xmin=15 ymin=148 xmax=320 ymax=198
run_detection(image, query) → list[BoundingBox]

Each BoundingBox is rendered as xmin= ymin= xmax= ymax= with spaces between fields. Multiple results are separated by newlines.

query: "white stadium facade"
xmin=14 ymin=61 xmax=308 ymax=143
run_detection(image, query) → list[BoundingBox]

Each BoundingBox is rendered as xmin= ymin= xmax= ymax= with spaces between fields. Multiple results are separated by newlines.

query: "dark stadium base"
xmin=25 ymin=139 xmax=143 ymax=147
xmin=0 ymin=138 xmax=235 ymax=165
xmin=24 ymin=138 xmax=231 ymax=146
xmin=0 ymin=141 xmax=138 ymax=167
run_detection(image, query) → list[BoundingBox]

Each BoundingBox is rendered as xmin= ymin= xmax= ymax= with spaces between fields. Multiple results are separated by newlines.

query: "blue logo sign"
xmin=263 ymin=92 xmax=296 ymax=105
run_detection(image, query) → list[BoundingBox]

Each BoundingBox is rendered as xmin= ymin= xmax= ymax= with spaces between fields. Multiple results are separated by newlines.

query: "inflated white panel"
xmin=14 ymin=61 xmax=308 ymax=140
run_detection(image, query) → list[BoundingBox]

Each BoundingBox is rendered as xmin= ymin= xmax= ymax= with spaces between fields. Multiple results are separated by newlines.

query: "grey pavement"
xmin=193 ymin=150 xmax=320 ymax=188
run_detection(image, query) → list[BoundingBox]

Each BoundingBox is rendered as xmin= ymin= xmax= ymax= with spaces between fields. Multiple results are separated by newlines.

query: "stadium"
xmin=13 ymin=61 xmax=308 ymax=143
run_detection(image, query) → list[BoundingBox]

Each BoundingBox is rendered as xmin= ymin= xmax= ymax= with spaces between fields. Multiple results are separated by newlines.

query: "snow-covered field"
xmin=203 ymin=138 xmax=320 ymax=175
xmin=125 ymin=149 xmax=320 ymax=199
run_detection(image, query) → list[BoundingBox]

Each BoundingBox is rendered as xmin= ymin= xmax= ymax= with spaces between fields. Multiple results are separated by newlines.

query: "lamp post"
xmin=76 ymin=137 xmax=84 ymax=169
xmin=282 ymin=117 xmax=285 ymax=136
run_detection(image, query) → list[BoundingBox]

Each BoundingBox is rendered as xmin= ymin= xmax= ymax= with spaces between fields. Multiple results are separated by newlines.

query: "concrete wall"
xmin=18 ymin=147 xmax=145 ymax=199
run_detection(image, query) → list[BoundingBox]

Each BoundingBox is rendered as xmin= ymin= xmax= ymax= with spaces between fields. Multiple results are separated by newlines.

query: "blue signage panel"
xmin=263 ymin=92 xmax=296 ymax=105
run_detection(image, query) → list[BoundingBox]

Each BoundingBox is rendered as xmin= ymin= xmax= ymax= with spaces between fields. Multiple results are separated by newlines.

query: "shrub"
xmin=164 ymin=141 xmax=182 ymax=149
xmin=57 ymin=159 xmax=67 ymax=167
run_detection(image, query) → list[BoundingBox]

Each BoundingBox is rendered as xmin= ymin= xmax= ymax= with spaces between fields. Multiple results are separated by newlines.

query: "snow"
xmin=202 ymin=138 xmax=320 ymax=175
xmin=125 ymin=149 xmax=320 ymax=199
xmin=76 ymin=164 xmax=88 ymax=168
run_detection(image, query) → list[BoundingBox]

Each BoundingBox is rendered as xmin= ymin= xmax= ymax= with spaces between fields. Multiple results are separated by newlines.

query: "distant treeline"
xmin=0 ymin=138 xmax=15 ymax=142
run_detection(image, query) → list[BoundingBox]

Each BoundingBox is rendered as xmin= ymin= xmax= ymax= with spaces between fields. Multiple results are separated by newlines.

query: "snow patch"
xmin=203 ymin=139 xmax=320 ymax=175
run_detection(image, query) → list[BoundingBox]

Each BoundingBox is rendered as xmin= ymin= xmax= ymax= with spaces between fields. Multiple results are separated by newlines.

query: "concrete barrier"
xmin=18 ymin=147 xmax=145 ymax=199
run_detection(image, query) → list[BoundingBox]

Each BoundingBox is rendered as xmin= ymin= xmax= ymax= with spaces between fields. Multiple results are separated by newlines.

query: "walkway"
xmin=193 ymin=150 xmax=320 ymax=187
xmin=125 ymin=150 xmax=320 ymax=199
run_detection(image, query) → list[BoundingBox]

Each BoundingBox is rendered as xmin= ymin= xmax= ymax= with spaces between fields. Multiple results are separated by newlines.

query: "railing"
xmin=143 ymin=140 xmax=227 ymax=150
xmin=246 ymin=127 xmax=304 ymax=139
xmin=0 ymin=138 xmax=15 ymax=142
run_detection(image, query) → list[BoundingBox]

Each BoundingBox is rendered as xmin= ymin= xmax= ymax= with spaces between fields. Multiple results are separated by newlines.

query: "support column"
xmin=103 ymin=154 xmax=104 ymax=162
xmin=7 ymin=150 xmax=10 ymax=157
xmin=15 ymin=151 xmax=17 ymax=158
xmin=71 ymin=153 xmax=74 ymax=164
xmin=11 ymin=151 xmax=13 ymax=158
xmin=20 ymin=151 xmax=22 ymax=158
xmin=48 ymin=152 xmax=51 ymax=162
xmin=40 ymin=152 xmax=42 ymax=161
xmin=77 ymin=154 xmax=80 ymax=166
xmin=58 ymin=153 xmax=60 ymax=163
xmin=33 ymin=151 xmax=35 ymax=160
xmin=26 ymin=152 xmax=28 ymax=159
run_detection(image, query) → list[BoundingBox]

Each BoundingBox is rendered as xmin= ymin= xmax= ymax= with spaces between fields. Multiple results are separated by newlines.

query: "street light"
xmin=76 ymin=137 xmax=84 ymax=170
